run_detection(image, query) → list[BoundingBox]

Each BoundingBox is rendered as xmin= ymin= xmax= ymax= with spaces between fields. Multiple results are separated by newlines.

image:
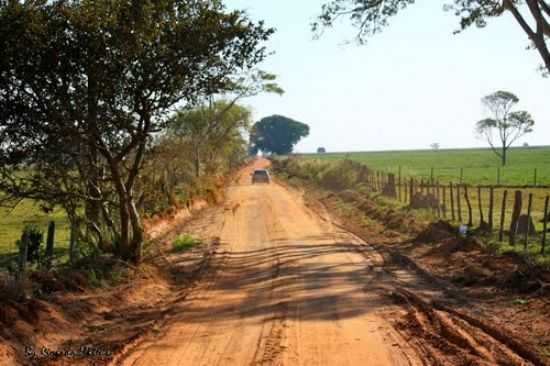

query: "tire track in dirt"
xmin=115 ymin=159 xmax=427 ymax=365
xmin=307 ymin=196 xmax=547 ymax=366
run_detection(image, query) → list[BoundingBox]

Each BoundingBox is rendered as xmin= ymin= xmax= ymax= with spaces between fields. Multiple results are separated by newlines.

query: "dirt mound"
xmin=339 ymin=189 xmax=363 ymax=203
xmin=425 ymin=237 xmax=484 ymax=260
xmin=414 ymin=220 xmax=456 ymax=243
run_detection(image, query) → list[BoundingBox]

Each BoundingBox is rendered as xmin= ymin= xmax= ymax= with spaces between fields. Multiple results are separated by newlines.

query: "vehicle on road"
xmin=251 ymin=169 xmax=271 ymax=184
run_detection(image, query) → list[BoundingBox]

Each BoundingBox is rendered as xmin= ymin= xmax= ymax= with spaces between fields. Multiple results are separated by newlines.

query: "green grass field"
xmin=0 ymin=200 xmax=70 ymax=260
xmin=301 ymin=146 xmax=550 ymax=185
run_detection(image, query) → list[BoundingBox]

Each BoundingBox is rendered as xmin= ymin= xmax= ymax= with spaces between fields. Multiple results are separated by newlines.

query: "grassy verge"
xmin=272 ymin=157 xmax=550 ymax=267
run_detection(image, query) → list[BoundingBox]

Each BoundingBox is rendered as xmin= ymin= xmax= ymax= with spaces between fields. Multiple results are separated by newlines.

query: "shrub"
xmin=318 ymin=160 xmax=359 ymax=191
xmin=172 ymin=234 xmax=200 ymax=252
xmin=17 ymin=224 xmax=44 ymax=263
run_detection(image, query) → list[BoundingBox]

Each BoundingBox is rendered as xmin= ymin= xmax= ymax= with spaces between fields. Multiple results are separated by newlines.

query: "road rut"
xmin=120 ymin=160 xmax=421 ymax=366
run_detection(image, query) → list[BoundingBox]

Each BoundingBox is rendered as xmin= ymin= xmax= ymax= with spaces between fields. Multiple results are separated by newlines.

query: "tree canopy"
xmin=314 ymin=0 xmax=550 ymax=76
xmin=476 ymin=91 xmax=535 ymax=166
xmin=0 ymin=0 xmax=273 ymax=262
xmin=167 ymin=101 xmax=253 ymax=178
xmin=250 ymin=115 xmax=310 ymax=155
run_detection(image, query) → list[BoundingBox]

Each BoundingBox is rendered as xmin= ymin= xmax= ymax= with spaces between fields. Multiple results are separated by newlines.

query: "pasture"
xmin=0 ymin=200 xmax=70 ymax=263
xmin=301 ymin=146 xmax=550 ymax=185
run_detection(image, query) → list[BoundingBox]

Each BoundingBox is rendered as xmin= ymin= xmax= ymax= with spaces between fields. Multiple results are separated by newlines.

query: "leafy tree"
xmin=167 ymin=101 xmax=253 ymax=178
xmin=0 ymin=0 xmax=273 ymax=262
xmin=476 ymin=91 xmax=534 ymax=166
xmin=250 ymin=116 xmax=310 ymax=155
xmin=317 ymin=147 xmax=327 ymax=153
xmin=430 ymin=143 xmax=441 ymax=150
xmin=314 ymin=0 xmax=550 ymax=76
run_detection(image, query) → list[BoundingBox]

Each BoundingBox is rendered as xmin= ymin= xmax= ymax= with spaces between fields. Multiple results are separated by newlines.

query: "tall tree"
xmin=476 ymin=91 xmax=535 ymax=166
xmin=167 ymin=101 xmax=253 ymax=178
xmin=250 ymin=115 xmax=310 ymax=155
xmin=314 ymin=0 xmax=550 ymax=76
xmin=0 ymin=0 xmax=273 ymax=262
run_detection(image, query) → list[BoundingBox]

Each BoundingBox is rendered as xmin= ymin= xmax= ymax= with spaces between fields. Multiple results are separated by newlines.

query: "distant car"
xmin=251 ymin=169 xmax=271 ymax=184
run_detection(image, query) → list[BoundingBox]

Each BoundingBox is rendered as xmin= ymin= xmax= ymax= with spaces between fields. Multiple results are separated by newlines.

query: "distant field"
xmin=0 ymin=200 xmax=69 ymax=258
xmin=300 ymin=146 xmax=550 ymax=185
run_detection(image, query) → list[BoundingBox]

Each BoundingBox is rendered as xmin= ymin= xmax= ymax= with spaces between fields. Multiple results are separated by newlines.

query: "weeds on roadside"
xmin=172 ymin=234 xmax=200 ymax=253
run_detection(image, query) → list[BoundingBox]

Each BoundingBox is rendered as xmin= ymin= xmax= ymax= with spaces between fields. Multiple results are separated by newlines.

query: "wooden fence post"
xmin=442 ymin=185 xmax=447 ymax=218
xmin=477 ymin=186 xmax=484 ymax=226
xmin=459 ymin=168 xmax=464 ymax=184
xmin=409 ymin=178 xmax=414 ymax=205
xmin=430 ymin=167 xmax=434 ymax=185
xmin=69 ymin=221 xmax=78 ymax=265
xmin=450 ymin=182 xmax=455 ymax=221
xmin=464 ymin=185 xmax=473 ymax=226
xmin=16 ymin=233 xmax=29 ymax=283
xmin=509 ymin=190 xmax=523 ymax=246
xmin=488 ymin=187 xmax=494 ymax=229
xmin=46 ymin=221 xmax=55 ymax=269
xmin=398 ymin=166 xmax=402 ymax=201
xmin=499 ymin=190 xmax=508 ymax=241
xmin=541 ymin=195 xmax=549 ymax=255
xmin=456 ymin=183 xmax=462 ymax=222
xmin=435 ymin=181 xmax=441 ymax=217
xmin=524 ymin=193 xmax=533 ymax=251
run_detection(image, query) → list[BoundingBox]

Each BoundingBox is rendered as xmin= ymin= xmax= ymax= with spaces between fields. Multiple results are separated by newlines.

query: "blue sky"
xmin=226 ymin=1 xmax=549 ymax=153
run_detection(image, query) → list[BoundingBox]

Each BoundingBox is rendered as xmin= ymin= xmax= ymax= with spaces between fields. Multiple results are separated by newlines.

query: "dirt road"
xmin=120 ymin=159 xmax=420 ymax=366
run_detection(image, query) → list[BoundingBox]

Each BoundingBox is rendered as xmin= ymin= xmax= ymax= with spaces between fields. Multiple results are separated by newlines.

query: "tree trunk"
xmin=502 ymin=143 xmax=507 ymax=166
xmin=194 ymin=146 xmax=201 ymax=178
xmin=117 ymin=193 xmax=131 ymax=260
xmin=128 ymin=199 xmax=144 ymax=263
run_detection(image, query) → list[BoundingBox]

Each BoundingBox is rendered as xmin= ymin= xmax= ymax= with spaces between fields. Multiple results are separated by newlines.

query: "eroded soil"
xmin=2 ymin=159 xmax=548 ymax=365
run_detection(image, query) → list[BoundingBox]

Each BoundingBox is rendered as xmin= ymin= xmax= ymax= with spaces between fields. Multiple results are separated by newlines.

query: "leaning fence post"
xmin=16 ymin=232 xmax=29 ymax=283
xmin=488 ymin=187 xmax=494 ymax=229
xmin=509 ymin=190 xmax=523 ymax=246
xmin=524 ymin=193 xmax=533 ymax=251
xmin=541 ymin=195 xmax=549 ymax=255
xmin=499 ymin=190 xmax=508 ymax=241
xmin=477 ymin=186 xmax=484 ymax=226
xmin=46 ymin=221 xmax=55 ymax=269
xmin=464 ymin=184 xmax=473 ymax=226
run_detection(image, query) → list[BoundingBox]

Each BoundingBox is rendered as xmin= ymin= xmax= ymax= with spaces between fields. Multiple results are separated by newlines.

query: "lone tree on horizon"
xmin=476 ymin=91 xmax=534 ymax=166
xmin=250 ymin=115 xmax=309 ymax=155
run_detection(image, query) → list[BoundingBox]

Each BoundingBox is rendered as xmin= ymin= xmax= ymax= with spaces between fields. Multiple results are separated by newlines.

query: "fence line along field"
xmin=0 ymin=201 xmax=70 ymax=267
xmin=300 ymin=145 xmax=550 ymax=186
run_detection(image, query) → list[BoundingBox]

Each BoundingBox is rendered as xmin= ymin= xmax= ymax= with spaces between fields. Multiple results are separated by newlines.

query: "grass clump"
xmin=172 ymin=234 xmax=200 ymax=253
